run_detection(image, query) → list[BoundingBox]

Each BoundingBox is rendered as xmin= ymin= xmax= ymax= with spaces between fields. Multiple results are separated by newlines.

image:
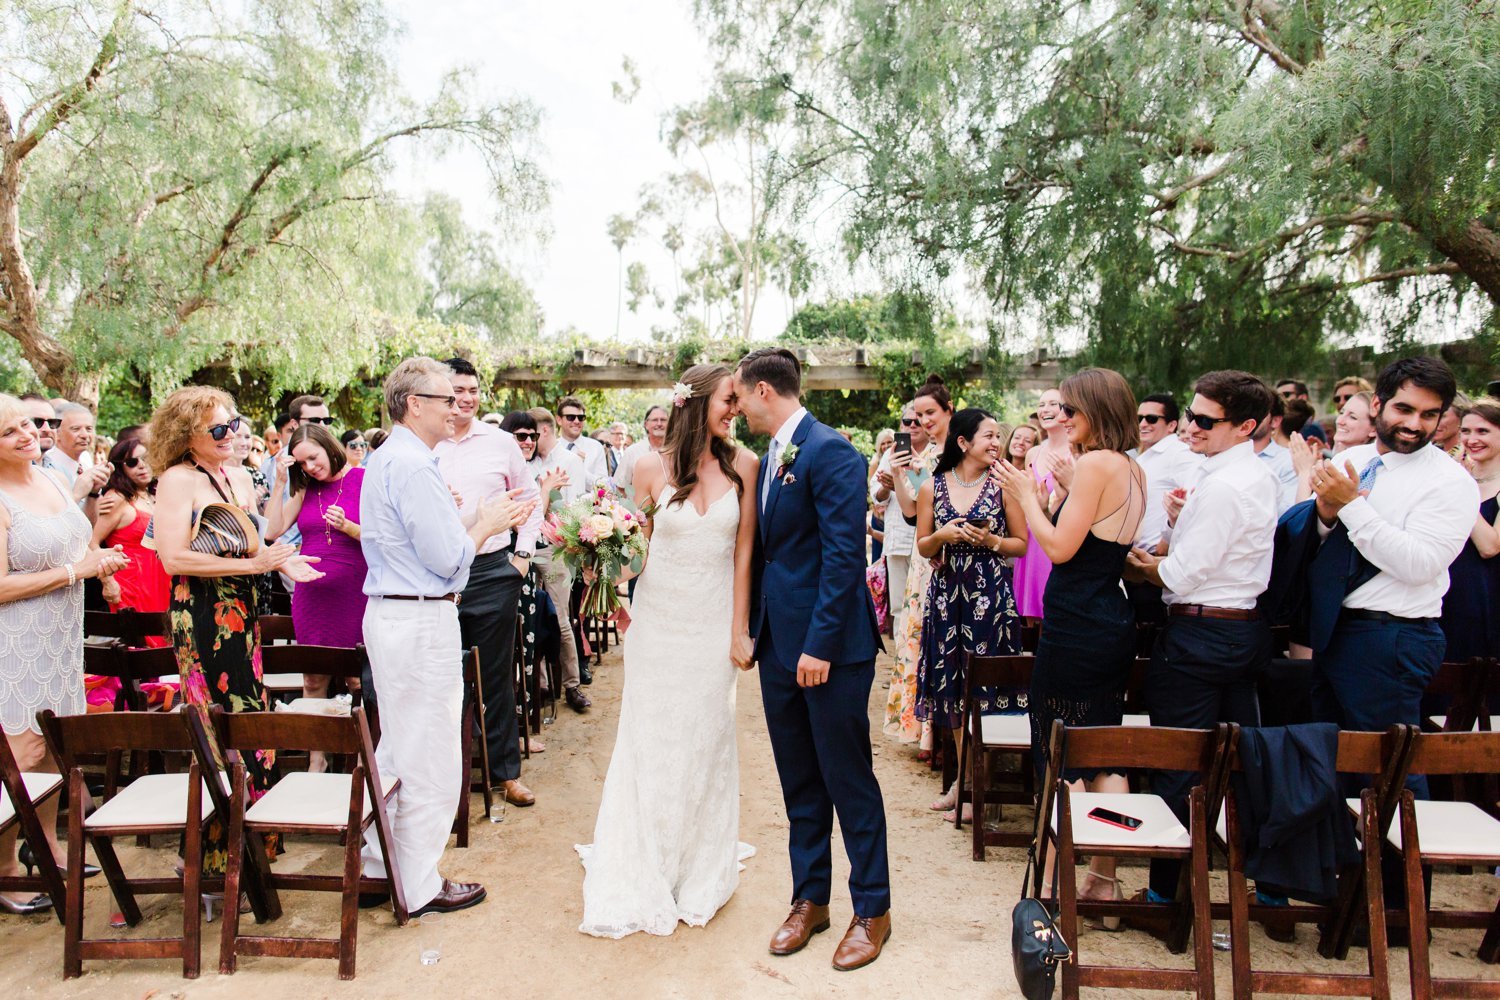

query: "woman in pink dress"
xmin=1012 ymin=388 xmax=1069 ymax=621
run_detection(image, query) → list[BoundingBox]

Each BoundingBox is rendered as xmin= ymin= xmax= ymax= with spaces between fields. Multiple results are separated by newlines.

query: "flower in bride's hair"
xmin=671 ymin=381 xmax=694 ymax=407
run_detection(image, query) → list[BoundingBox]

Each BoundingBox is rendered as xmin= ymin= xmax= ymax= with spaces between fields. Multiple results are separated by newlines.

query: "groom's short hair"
xmin=737 ymin=348 xmax=801 ymax=398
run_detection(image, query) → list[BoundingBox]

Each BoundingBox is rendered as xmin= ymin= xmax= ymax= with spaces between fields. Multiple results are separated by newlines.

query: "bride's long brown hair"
xmin=661 ymin=363 xmax=744 ymax=510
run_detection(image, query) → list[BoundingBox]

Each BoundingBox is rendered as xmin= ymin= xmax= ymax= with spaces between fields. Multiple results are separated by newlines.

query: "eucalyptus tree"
xmin=693 ymin=0 xmax=1500 ymax=387
xmin=0 ymin=0 xmax=545 ymax=404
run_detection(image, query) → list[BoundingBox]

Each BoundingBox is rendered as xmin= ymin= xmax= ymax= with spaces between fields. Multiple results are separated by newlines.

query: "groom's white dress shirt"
xmin=763 ymin=406 xmax=808 ymax=508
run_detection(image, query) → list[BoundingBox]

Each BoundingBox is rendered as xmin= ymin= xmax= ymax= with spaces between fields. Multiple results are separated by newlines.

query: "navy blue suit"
xmin=752 ymin=412 xmax=890 ymax=918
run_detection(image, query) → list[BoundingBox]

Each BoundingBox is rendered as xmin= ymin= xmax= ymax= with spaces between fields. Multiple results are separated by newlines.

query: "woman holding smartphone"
xmin=915 ymin=408 xmax=1028 ymax=818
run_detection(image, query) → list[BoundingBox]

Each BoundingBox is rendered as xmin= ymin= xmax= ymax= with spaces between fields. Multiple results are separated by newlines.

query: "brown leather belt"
xmin=1169 ymin=604 xmax=1258 ymax=622
xmin=382 ymin=593 xmax=461 ymax=606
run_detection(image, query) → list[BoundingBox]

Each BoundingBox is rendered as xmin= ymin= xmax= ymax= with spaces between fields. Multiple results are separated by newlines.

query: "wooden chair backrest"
xmin=257 ymin=614 xmax=297 ymax=644
xmin=1019 ymin=622 xmax=1041 ymax=654
xmin=40 ymin=709 xmax=195 ymax=769
xmin=84 ymin=609 xmax=171 ymax=646
xmin=1055 ymin=721 xmax=1226 ymax=775
xmin=1403 ymin=729 xmax=1500 ymax=777
xmin=260 ymin=643 xmax=367 ymax=679
xmin=962 ymin=653 xmax=1034 ymax=692
xmin=214 ymin=706 xmax=371 ymax=757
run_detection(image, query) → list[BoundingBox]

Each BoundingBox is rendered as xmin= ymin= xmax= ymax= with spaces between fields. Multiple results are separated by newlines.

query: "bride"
xmin=576 ymin=363 xmax=761 ymax=938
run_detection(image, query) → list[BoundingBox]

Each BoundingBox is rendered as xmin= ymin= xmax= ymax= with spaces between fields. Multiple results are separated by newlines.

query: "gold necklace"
xmin=316 ymin=474 xmax=346 ymax=545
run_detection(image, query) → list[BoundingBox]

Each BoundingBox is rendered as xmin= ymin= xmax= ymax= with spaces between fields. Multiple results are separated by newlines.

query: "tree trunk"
xmin=1429 ymin=218 xmax=1500 ymax=308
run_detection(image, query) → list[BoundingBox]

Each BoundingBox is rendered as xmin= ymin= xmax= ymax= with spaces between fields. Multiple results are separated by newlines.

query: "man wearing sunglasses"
xmin=555 ymin=395 xmax=608 ymax=483
xmin=1125 ymin=371 xmax=1280 ymax=912
xmin=1128 ymin=394 xmax=1203 ymax=624
xmin=1275 ymin=379 xmax=1328 ymax=444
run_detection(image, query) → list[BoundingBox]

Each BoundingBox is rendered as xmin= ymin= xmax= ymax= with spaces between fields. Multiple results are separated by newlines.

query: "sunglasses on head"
xmin=205 ymin=416 xmax=243 ymax=441
xmin=302 ymin=416 xmax=334 ymax=425
xmin=560 ymin=412 xmax=586 ymax=422
xmin=512 ymin=431 xmax=538 ymax=442
xmin=1182 ymin=410 xmax=1232 ymax=431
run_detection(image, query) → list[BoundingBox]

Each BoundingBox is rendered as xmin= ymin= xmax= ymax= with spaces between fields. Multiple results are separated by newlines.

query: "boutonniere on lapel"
xmin=776 ymin=443 xmax=800 ymax=485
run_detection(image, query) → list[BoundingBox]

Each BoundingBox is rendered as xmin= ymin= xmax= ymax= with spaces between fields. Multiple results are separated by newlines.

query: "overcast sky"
xmin=385 ymin=0 xmax=802 ymax=343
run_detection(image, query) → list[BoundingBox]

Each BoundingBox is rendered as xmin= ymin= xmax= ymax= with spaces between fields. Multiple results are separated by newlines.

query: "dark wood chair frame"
xmin=954 ymin=652 xmax=1036 ymax=858
xmin=1221 ymin=725 xmax=1414 ymax=1000
xmin=457 ymin=645 xmax=493 ymax=845
xmin=209 ymin=705 xmax=408 ymax=980
xmin=1392 ymin=729 xmax=1500 ymax=999
xmin=1036 ymin=719 xmax=1233 ymax=999
xmin=39 ymin=709 xmax=221 ymax=979
xmin=0 ymin=728 xmax=68 ymax=923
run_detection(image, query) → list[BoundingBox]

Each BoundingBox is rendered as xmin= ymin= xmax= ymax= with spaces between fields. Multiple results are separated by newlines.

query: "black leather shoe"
xmin=580 ymin=663 xmax=593 ymax=685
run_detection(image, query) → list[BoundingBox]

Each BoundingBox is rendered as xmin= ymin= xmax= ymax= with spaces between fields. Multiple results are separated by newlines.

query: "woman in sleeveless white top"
xmin=577 ymin=367 xmax=758 ymax=938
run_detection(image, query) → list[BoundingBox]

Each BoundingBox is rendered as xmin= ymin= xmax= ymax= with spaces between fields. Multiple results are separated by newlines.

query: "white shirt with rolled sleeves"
xmin=1156 ymin=441 xmax=1278 ymax=610
xmin=1136 ymin=434 xmax=1204 ymax=550
xmin=1323 ymin=443 xmax=1479 ymax=619
xmin=561 ymin=433 xmax=608 ymax=483
xmin=434 ymin=420 xmax=542 ymax=556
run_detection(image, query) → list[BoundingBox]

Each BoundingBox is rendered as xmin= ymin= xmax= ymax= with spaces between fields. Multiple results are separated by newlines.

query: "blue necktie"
xmin=1357 ymin=456 xmax=1383 ymax=493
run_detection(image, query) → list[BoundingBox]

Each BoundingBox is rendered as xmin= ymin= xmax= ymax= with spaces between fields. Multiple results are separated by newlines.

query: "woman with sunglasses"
xmin=993 ymin=369 xmax=1145 ymax=910
xmin=340 ymin=428 xmax=368 ymax=468
xmin=149 ymin=387 xmax=323 ymax=881
xmin=91 ymin=437 xmax=171 ymax=636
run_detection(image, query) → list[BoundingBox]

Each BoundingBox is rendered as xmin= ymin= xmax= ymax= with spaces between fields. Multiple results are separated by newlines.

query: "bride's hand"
xmin=731 ymin=632 xmax=755 ymax=671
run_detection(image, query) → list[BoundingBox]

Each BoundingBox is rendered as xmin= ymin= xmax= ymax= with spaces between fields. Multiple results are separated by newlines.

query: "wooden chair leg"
xmin=1058 ymin=792 xmax=1080 ymax=1000
xmin=1227 ymin=799 xmax=1252 ymax=1000
xmin=1188 ymin=787 xmax=1214 ymax=1000
xmin=1360 ymin=789 xmax=1391 ymax=1000
xmin=1400 ymin=792 xmax=1431 ymax=1000
xmin=220 ymin=770 xmax=246 ymax=975
xmin=452 ymin=702 xmax=472 ymax=848
xmin=92 ymin=835 xmax=140 ymax=926
xmin=972 ymin=740 xmax=989 ymax=863
xmin=338 ymin=774 xmax=364 ymax=981
xmin=182 ymin=770 xmax=203 ymax=979
xmin=953 ymin=725 xmax=966 ymax=832
xmin=63 ymin=769 xmax=86 ymax=979
xmin=1479 ymin=895 xmax=1500 ymax=964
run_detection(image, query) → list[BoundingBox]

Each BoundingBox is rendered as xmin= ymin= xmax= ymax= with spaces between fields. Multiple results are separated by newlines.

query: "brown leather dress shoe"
xmin=768 ymin=899 xmax=831 ymax=955
xmin=411 ymin=879 xmax=487 ymax=916
xmin=831 ymin=912 xmax=891 ymax=971
xmin=501 ymin=779 xmax=536 ymax=807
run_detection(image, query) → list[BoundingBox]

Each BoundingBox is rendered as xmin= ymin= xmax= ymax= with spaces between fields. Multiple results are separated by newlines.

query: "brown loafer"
xmin=411 ymin=878 xmax=487 ymax=917
xmin=501 ymin=779 xmax=535 ymax=807
xmin=768 ymin=898 xmax=831 ymax=956
xmin=832 ymin=911 xmax=891 ymax=971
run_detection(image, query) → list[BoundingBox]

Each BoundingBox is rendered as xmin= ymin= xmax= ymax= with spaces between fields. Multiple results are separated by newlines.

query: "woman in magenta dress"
xmin=264 ymin=422 xmax=367 ymax=673
xmin=1011 ymin=388 xmax=1068 ymax=621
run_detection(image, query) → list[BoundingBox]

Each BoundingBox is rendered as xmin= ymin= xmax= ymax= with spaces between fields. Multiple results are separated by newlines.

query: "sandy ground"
xmin=3 ymin=645 xmax=1497 ymax=999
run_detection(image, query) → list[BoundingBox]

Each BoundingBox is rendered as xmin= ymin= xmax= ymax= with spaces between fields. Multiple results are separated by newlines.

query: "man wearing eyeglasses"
xmin=1128 ymin=394 xmax=1203 ymax=624
xmin=1125 ymin=371 xmax=1280 ymax=913
xmin=554 ymin=395 xmax=607 ymax=483
xmin=1275 ymin=379 xmax=1328 ymax=444
xmin=616 ymin=405 xmax=669 ymax=497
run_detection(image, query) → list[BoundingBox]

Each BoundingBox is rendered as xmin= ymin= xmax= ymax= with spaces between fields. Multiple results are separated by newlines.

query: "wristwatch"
xmin=515 ymin=550 xmax=533 ymax=560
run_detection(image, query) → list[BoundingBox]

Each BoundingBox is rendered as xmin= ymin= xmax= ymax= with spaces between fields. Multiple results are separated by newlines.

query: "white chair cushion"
xmin=979 ymin=714 xmax=1032 ymax=747
xmin=86 ymin=773 xmax=214 ymax=830
xmin=1383 ymin=799 xmax=1500 ymax=859
xmin=1121 ymin=714 xmax=1151 ymax=728
xmin=0 ymin=772 xmax=64 ymax=828
xmin=1426 ymin=715 xmax=1500 ymax=732
xmin=1054 ymin=791 xmax=1192 ymax=850
xmin=244 ymin=771 xmax=397 ymax=829
xmin=261 ymin=673 xmax=305 ymax=692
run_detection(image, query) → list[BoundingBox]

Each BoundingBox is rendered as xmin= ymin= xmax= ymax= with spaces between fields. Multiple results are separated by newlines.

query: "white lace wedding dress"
xmin=576 ymin=482 xmax=754 ymax=938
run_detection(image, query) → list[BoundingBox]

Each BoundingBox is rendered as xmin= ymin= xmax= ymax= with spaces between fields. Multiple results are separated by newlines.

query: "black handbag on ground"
xmin=1011 ymin=806 xmax=1071 ymax=998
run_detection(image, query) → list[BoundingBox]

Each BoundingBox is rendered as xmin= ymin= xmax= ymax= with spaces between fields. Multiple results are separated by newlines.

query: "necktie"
xmin=763 ymin=440 xmax=781 ymax=507
xmin=566 ymin=441 xmax=575 ymax=451
xmin=1357 ymin=456 xmax=1383 ymax=493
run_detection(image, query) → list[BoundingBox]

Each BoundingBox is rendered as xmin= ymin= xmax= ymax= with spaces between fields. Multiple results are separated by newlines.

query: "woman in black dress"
xmin=994 ymin=368 xmax=1145 ymax=909
xmin=1441 ymin=398 xmax=1500 ymax=663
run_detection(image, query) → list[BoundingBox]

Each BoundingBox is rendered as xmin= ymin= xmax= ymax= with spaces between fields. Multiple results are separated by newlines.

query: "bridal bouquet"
xmin=540 ymin=485 xmax=649 ymax=619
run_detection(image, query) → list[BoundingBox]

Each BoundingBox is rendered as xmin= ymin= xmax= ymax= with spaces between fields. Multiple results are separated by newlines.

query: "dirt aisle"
xmin=4 ymin=646 xmax=1495 ymax=998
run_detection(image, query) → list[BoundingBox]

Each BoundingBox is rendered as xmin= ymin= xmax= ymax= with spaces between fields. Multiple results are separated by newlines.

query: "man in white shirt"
xmin=870 ymin=404 xmax=926 ymax=634
xmin=436 ymin=358 xmax=543 ymax=807
xmin=1126 ymin=371 xmax=1280 ymax=906
xmin=1253 ymin=394 xmax=1298 ymax=514
xmin=526 ymin=407 xmax=590 ymax=712
xmin=1128 ymin=393 xmax=1204 ymax=624
xmin=42 ymin=403 xmax=94 ymax=485
xmin=1307 ymin=357 xmax=1478 ymax=797
xmin=555 ymin=395 xmax=607 ymax=483
xmin=616 ymin=405 xmax=668 ymax=497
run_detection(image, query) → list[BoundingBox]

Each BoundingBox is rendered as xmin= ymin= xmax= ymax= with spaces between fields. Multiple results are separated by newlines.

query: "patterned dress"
xmin=883 ymin=444 xmax=939 ymax=742
xmin=916 ymin=473 xmax=1022 ymax=729
xmin=169 ymin=470 xmax=278 ymax=873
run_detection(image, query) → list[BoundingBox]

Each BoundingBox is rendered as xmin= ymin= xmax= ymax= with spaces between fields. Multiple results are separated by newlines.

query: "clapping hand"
xmin=447 ymin=483 xmax=464 ymax=509
xmin=1310 ymin=458 xmax=1364 ymax=523
xmin=1045 ymin=449 xmax=1076 ymax=491
xmin=478 ymin=488 xmax=533 ymax=539
xmin=1123 ymin=546 xmax=1160 ymax=585
xmin=281 ymin=553 xmax=324 ymax=584
xmin=94 ymin=491 xmax=121 ymax=520
xmin=1163 ymin=486 xmax=1188 ymax=527
xmin=72 ymin=463 xmax=112 ymax=502
xmin=77 ymin=545 xmax=130 ymax=580
xmin=539 ymin=468 xmax=569 ymax=498
xmin=991 ymin=459 xmax=1044 ymax=513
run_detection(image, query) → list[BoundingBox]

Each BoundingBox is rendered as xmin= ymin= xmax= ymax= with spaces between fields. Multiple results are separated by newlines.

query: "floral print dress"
xmin=883 ymin=444 xmax=939 ymax=742
xmin=169 ymin=475 xmax=278 ymax=873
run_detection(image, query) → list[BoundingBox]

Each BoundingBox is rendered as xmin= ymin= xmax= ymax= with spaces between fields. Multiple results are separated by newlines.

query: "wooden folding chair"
xmin=38 ymin=710 xmax=220 ymax=978
xmin=0 ymin=729 xmax=67 ymax=922
xmin=456 ymin=646 xmax=493 ymax=845
xmin=1020 ymin=621 xmax=1042 ymax=653
xmin=1423 ymin=658 xmax=1491 ymax=735
xmin=1037 ymin=719 xmax=1232 ymax=999
xmin=84 ymin=608 xmax=171 ymax=648
xmin=209 ymin=706 xmax=407 ymax=980
xmin=954 ymin=652 xmax=1034 ymax=857
xmin=1222 ymin=725 xmax=1414 ymax=1000
xmin=1391 ymin=729 xmax=1500 ymax=998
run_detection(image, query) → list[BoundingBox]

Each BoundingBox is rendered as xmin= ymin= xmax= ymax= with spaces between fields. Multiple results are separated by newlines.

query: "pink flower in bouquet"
xmin=540 ymin=516 xmax=565 ymax=547
xmin=579 ymin=521 xmax=599 ymax=545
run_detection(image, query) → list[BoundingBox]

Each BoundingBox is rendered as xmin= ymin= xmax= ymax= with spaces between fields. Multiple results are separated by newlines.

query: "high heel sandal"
xmin=0 ymin=893 xmax=53 ymax=915
xmin=19 ymin=843 xmax=99 ymax=880
xmin=1081 ymin=872 xmax=1124 ymax=932
xmin=201 ymin=892 xmax=252 ymax=923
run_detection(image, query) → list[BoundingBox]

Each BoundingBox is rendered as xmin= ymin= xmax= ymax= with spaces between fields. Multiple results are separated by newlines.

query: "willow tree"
xmin=0 ymin=0 xmax=545 ymax=404
xmin=693 ymin=0 xmax=1500 ymax=388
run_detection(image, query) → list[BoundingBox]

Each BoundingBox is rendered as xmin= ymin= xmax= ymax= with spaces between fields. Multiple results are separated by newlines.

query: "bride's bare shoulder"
xmin=733 ymin=446 xmax=760 ymax=477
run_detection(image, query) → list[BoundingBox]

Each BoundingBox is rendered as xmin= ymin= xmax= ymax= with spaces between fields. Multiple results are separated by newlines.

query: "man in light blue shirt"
xmin=358 ymin=356 xmax=532 ymax=918
xmin=1252 ymin=393 xmax=1298 ymax=514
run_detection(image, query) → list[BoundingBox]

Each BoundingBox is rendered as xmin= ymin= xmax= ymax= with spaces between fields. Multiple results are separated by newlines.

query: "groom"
xmin=733 ymin=348 xmax=891 ymax=971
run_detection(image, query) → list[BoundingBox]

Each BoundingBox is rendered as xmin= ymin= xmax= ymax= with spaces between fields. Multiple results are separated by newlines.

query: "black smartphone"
xmin=966 ymin=517 xmax=994 ymax=531
xmin=1087 ymin=806 xmax=1143 ymax=831
xmin=893 ymin=431 xmax=912 ymax=455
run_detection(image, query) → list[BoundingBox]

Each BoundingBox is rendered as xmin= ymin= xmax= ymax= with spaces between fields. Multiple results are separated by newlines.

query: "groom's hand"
xmin=796 ymin=654 xmax=831 ymax=688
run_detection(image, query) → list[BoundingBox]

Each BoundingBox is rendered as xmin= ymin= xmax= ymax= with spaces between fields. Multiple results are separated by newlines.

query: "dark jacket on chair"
xmin=1231 ymin=723 xmax=1360 ymax=903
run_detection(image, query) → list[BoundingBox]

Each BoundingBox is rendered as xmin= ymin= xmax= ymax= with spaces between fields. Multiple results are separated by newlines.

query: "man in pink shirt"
xmin=437 ymin=357 xmax=544 ymax=807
